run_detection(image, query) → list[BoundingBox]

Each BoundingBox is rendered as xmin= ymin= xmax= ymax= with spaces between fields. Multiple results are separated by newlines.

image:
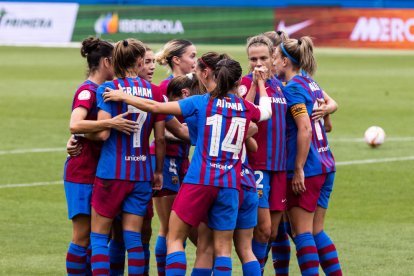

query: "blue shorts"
xmin=151 ymin=155 xmax=183 ymax=193
xmin=92 ymin=178 xmax=152 ymax=219
xmin=64 ymin=181 xmax=93 ymax=219
xmin=236 ymin=186 xmax=259 ymax=229
xmin=208 ymin=188 xmax=239 ymax=231
xmin=255 ymin=170 xmax=271 ymax=208
xmin=173 ymin=184 xmax=239 ymax=231
xmin=317 ymin=172 xmax=335 ymax=209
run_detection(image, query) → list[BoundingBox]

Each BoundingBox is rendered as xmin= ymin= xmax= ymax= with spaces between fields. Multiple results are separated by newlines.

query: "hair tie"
xmin=276 ymin=31 xmax=282 ymax=36
xmin=198 ymin=57 xmax=210 ymax=69
xmin=123 ymin=40 xmax=128 ymax=47
xmin=280 ymin=43 xmax=299 ymax=65
xmin=298 ymin=39 xmax=302 ymax=45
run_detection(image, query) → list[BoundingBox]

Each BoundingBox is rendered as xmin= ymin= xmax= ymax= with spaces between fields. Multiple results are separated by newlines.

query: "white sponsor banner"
xmin=0 ymin=2 xmax=78 ymax=44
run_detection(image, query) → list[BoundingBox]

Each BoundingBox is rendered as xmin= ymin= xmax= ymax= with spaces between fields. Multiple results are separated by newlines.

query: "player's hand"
xmin=110 ymin=111 xmax=139 ymax=135
xmin=253 ymin=66 xmax=268 ymax=84
xmin=292 ymin=168 xmax=306 ymax=194
xmin=66 ymin=135 xmax=82 ymax=157
xmin=312 ymin=98 xmax=328 ymax=121
xmin=152 ymin=171 xmax=163 ymax=191
xmin=103 ymin=84 xmax=125 ymax=102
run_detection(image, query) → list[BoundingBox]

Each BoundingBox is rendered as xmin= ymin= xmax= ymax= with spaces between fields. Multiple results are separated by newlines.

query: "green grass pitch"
xmin=0 ymin=44 xmax=413 ymax=275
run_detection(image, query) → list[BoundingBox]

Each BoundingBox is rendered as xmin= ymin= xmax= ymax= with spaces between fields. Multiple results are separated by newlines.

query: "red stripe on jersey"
xmin=215 ymin=99 xmax=224 ymax=188
xmin=114 ymin=79 xmax=122 ymax=180
xmin=123 ymin=78 xmax=132 ymax=180
xmin=200 ymin=99 xmax=213 ymax=185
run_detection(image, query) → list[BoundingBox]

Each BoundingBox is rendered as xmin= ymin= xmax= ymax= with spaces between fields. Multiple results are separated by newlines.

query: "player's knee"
xmin=254 ymin=224 xmax=271 ymax=242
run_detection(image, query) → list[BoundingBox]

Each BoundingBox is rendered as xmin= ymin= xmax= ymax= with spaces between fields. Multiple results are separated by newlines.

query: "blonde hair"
xmin=263 ymin=31 xmax=289 ymax=47
xmin=155 ymin=39 xmax=193 ymax=69
xmin=246 ymin=35 xmax=274 ymax=55
xmin=280 ymin=36 xmax=317 ymax=76
xmin=113 ymin=38 xmax=146 ymax=78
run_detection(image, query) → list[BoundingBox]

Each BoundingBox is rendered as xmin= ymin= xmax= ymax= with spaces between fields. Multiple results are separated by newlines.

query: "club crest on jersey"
xmin=258 ymin=189 xmax=263 ymax=198
xmin=216 ymin=98 xmax=243 ymax=111
xmin=172 ymin=176 xmax=179 ymax=184
xmin=238 ymin=85 xmax=248 ymax=97
xmin=78 ymin=90 xmax=91 ymax=100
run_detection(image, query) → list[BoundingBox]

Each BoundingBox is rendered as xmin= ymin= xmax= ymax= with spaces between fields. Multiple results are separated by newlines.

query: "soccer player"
xmin=88 ymin=38 xmax=166 ymax=276
xmin=273 ymin=36 xmax=342 ymax=276
xmin=107 ymin=45 xmax=158 ymax=276
xmin=64 ymin=37 xmax=139 ymax=276
xmin=239 ymin=35 xmax=288 ymax=274
xmin=152 ymin=39 xmax=197 ymax=275
xmin=102 ymin=58 xmax=273 ymax=276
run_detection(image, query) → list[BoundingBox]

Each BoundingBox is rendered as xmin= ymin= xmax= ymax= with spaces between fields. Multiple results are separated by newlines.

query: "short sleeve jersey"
xmin=178 ymin=93 xmax=262 ymax=189
xmin=284 ymin=75 xmax=336 ymax=178
xmin=96 ymin=77 xmax=165 ymax=181
xmin=239 ymin=74 xmax=287 ymax=172
xmin=65 ymin=80 xmax=102 ymax=184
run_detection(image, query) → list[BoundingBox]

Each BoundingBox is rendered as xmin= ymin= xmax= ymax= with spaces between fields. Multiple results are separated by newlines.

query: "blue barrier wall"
xmin=3 ymin=0 xmax=414 ymax=8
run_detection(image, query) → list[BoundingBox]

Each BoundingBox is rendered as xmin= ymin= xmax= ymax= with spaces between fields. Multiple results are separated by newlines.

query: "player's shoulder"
xmin=74 ymin=80 xmax=98 ymax=100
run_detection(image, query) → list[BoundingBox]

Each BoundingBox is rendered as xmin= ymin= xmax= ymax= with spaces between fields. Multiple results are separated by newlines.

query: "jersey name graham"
xmin=96 ymin=77 xmax=163 ymax=181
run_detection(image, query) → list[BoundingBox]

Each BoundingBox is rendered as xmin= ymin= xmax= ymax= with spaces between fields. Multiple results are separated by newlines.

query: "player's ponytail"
xmin=155 ymin=39 xmax=193 ymax=69
xmin=80 ymin=36 xmax=113 ymax=76
xmin=113 ymin=38 xmax=146 ymax=78
xmin=263 ymin=30 xmax=289 ymax=47
xmin=280 ymin=36 xmax=317 ymax=76
xmin=197 ymin=52 xmax=231 ymax=71
xmin=211 ymin=59 xmax=242 ymax=99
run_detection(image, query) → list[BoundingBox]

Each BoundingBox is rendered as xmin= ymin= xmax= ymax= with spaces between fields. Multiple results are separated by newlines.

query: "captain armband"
xmin=290 ymin=103 xmax=307 ymax=118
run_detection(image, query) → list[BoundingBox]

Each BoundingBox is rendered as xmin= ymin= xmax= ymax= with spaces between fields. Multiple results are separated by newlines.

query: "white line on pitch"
xmin=0 ymin=148 xmax=64 ymax=155
xmin=0 ymin=180 xmax=62 ymax=189
xmin=2 ymin=156 xmax=414 ymax=188
xmin=330 ymin=137 xmax=414 ymax=143
xmin=336 ymin=155 xmax=414 ymax=166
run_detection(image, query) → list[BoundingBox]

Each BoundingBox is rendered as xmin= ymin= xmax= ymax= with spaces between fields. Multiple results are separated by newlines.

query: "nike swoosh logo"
xmin=277 ymin=19 xmax=314 ymax=35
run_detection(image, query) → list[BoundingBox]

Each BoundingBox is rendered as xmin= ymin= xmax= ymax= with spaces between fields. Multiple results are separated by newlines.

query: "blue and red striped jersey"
xmin=239 ymin=74 xmax=287 ymax=172
xmin=284 ymin=75 xmax=336 ymax=178
xmin=150 ymin=76 xmax=189 ymax=158
xmin=178 ymin=93 xmax=262 ymax=189
xmin=96 ymin=77 xmax=164 ymax=181
xmin=240 ymin=145 xmax=256 ymax=190
xmin=65 ymin=80 xmax=102 ymax=184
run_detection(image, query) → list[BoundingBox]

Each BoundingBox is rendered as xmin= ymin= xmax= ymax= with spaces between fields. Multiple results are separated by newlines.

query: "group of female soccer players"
xmin=63 ymin=31 xmax=342 ymax=276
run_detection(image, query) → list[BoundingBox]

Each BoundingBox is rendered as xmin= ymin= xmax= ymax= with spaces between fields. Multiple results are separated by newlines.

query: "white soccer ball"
xmin=364 ymin=126 xmax=386 ymax=147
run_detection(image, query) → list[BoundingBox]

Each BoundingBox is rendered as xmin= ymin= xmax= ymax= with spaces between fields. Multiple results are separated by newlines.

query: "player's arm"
xmin=70 ymin=107 xmax=138 ymax=135
xmin=165 ymin=117 xmax=190 ymax=143
xmin=312 ymin=90 xmax=338 ymax=121
xmin=153 ymin=120 xmax=165 ymax=191
xmin=291 ymin=104 xmax=312 ymax=195
xmin=244 ymin=80 xmax=257 ymax=103
xmin=255 ymin=69 xmax=272 ymax=122
xmin=84 ymin=110 xmax=112 ymax=141
xmin=66 ymin=135 xmax=82 ymax=157
xmin=245 ymin=137 xmax=258 ymax=153
xmin=103 ymin=85 xmax=182 ymax=116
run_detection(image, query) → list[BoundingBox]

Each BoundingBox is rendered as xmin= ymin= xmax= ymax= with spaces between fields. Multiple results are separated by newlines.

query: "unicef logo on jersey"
xmin=125 ymin=155 xmax=147 ymax=162
xmin=94 ymin=13 xmax=119 ymax=34
xmin=210 ymin=162 xmax=233 ymax=171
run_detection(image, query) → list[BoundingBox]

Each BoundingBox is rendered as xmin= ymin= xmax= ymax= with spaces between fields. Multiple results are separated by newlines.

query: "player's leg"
xmin=64 ymin=181 xmax=93 ymax=276
xmin=234 ymin=186 xmax=261 ymax=275
xmin=209 ymin=188 xmax=239 ymax=275
xmin=269 ymin=171 xmax=291 ymax=276
xmin=252 ymin=170 xmax=272 ymax=272
xmin=109 ymin=218 xmax=125 ymax=276
xmin=154 ymin=195 xmax=176 ymax=276
xmin=141 ymin=200 xmax=154 ymax=276
xmin=192 ymin=222 xmax=214 ymax=275
xmin=122 ymin=181 xmax=152 ymax=276
xmin=287 ymin=174 xmax=326 ymax=276
xmin=313 ymin=172 xmax=342 ymax=276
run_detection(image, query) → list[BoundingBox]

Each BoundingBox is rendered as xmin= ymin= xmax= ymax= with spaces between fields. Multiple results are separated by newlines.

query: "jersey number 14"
xmin=206 ymin=114 xmax=246 ymax=159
